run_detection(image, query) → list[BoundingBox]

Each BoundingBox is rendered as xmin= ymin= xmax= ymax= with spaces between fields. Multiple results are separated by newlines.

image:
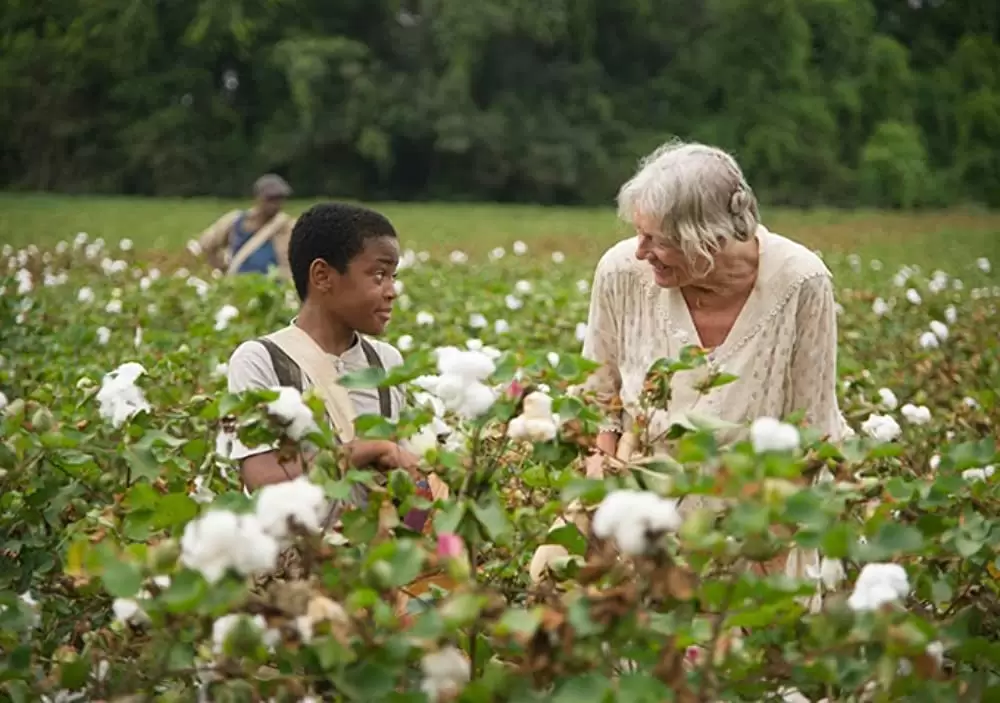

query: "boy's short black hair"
xmin=288 ymin=202 xmax=398 ymax=300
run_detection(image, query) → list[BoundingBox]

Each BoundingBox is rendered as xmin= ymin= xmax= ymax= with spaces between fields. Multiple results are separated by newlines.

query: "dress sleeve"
xmin=786 ymin=274 xmax=849 ymax=441
xmin=581 ymin=259 xmax=624 ymax=433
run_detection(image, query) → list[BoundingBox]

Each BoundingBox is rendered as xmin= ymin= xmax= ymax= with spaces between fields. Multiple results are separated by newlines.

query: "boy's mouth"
xmin=375 ymin=309 xmax=392 ymax=323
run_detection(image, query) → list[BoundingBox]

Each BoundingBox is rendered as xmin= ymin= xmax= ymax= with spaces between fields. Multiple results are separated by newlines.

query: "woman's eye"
xmin=374 ymin=271 xmax=385 ymax=283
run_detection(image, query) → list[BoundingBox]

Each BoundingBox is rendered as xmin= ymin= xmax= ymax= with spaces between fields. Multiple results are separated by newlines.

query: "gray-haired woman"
xmin=580 ymin=141 xmax=853 ymax=606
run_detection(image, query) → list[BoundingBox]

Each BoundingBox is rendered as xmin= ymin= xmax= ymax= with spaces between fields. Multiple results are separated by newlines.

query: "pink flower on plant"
xmin=506 ymin=379 xmax=525 ymax=400
xmin=436 ymin=533 xmax=465 ymax=560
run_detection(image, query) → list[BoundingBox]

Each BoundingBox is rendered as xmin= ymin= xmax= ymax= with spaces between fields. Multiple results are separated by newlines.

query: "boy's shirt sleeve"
xmin=226 ymin=341 xmax=282 ymax=460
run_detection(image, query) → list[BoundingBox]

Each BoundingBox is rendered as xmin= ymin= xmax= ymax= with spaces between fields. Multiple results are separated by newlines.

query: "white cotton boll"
xmin=515 ymin=280 xmax=533 ymax=295
xmin=929 ymin=454 xmax=941 ymax=471
xmin=905 ymin=288 xmax=922 ymax=305
xmin=469 ymin=313 xmax=487 ymax=329
xmin=77 ymin=287 xmax=94 ymax=304
xmin=186 ymin=240 xmax=202 ymax=256
xmin=421 ymin=646 xmax=471 ymax=702
xmin=266 ymin=387 xmax=318 ymax=440
xmin=398 ymin=334 xmax=414 ymax=352
xmin=14 ymin=269 xmax=32 ymax=295
xmin=494 ymin=319 xmax=509 ymax=334
xmin=962 ymin=466 xmax=995 ymax=482
xmin=97 ymin=326 xmax=111 ymax=345
xmin=505 ymin=294 xmax=523 ymax=310
xmin=861 ymin=413 xmax=901 ymax=443
xmin=105 ymin=299 xmax=122 ymax=314
xmin=546 ymin=352 xmax=560 ymax=367
xmin=512 ymin=240 xmax=527 ymax=255
xmin=416 ymin=311 xmax=435 ymax=326
xmin=592 ymin=490 xmax=682 ymax=555
xmin=96 ymin=362 xmax=152 ymax=428
xmin=189 ymin=476 xmax=215 ymax=505
xmin=112 ymin=598 xmax=149 ymax=626
xmin=488 ymin=247 xmax=505 ymax=261
xmin=455 ymin=382 xmax=496 ymax=419
xmin=139 ymin=276 xmax=152 ymax=291
xmin=551 ymin=251 xmax=565 ymax=264
xmin=779 ymin=688 xmax=811 ymax=703
xmin=575 ymin=322 xmax=588 ymax=342
xmin=750 ymin=416 xmax=800 ymax=453
xmin=404 ymin=423 xmax=442 ymax=458
xmin=872 ymin=297 xmax=889 ymax=316
xmin=119 ymin=238 xmax=134 ymax=251
xmin=508 ymin=416 xmax=557 ymax=442
xmin=918 ymin=331 xmax=939 ymax=349
xmin=187 ymin=276 xmax=210 ymax=297
xmin=900 ymin=403 xmax=931 ymax=425
xmin=0 ymin=392 xmax=7 ymax=411
xmin=212 ymin=614 xmax=270 ymax=655
xmin=214 ymin=304 xmax=239 ymax=331
xmin=929 ymin=320 xmax=948 ymax=341
xmin=448 ymin=250 xmax=468 ymax=264
xmin=436 ymin=347 xmax=495 ymax=381
xmin=255 ymin=476 xmax=327 ymax=541
xmin=180 ymin=511 xmax=279 ymax=583
xmin=977 ymin=257 xmax=991 ymax=273
xmin=213 ymin=362 xmax=228 ymax=378
xmin=877 ymin=388 xmax=898 ymax=410
xmin=944 ymin=305 xmax=957 ymax=324
xmin=133 ymin=326 xmax=143 ymax=349
xmin=848 ymin=562 xmax=910 ymax=611
xmin=963 ymin=396 xmax=979 ymax=409
xmin=465 ymin=338 xmax=483 ymax=351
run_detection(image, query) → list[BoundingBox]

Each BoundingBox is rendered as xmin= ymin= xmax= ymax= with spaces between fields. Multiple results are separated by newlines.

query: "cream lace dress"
xmin=581 ymin=225 xmax=853 ymax=609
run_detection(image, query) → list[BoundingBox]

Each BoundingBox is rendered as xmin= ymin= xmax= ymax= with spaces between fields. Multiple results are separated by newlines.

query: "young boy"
xmin=226 ymin=202 xmax=421 ymax=491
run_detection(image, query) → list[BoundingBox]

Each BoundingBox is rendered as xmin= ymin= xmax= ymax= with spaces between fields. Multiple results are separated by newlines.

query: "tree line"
xmin=1 ymin=0 xmax=998 ymax=208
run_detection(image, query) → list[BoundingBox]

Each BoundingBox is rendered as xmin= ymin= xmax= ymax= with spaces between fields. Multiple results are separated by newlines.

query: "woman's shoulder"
xmin=594 ymin=237 xmax=647 ymax=280
xmin=759 ymin=229 xmax=831 ymax=287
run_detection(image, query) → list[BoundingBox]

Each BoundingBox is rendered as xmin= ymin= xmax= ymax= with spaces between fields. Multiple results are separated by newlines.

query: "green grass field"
xmin=1 ymin=193 xmax=999 ymax=268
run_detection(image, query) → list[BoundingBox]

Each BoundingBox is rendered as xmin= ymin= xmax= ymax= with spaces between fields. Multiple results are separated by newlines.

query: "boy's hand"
xmin=377 ymin=442 xmax=422 ymax=480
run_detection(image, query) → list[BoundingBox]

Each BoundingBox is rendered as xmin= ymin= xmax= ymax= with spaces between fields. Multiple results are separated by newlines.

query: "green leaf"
xmin=354 ymin=413 xmax=397 ymax=439
xmin=470 ymin=499 xmax=512 ymax=543
xmin=547 ymin=523 xmax=588 ymax=556
xmin=434 ymin=500 xmax=467 ymax=535
xmin=495 ymin=607 xmax=543 ymax=639
xmin=102 ymin=559 xmax=144 ymax=598
xmin=866 ymin=522 xmax=924 ymax=559
xmin=161 ymin=570 xmax=208 ymax=613
xmin=151 ymin=493 xmax=199 ymax=530
xmin=338 ymin=367 xmax=386 ymax=390
xmin=552 ymin=673 xmax=613 ymax=703
xmin=123 ymin=446 xmax=161 ymax=483
xmin=59 ymin=659 xmax=89 ymax=690
xmin=616 ymin=673 xmax=673 ymax=702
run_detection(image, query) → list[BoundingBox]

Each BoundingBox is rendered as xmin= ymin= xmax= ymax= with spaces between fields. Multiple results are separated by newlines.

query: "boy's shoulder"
xmin=362 ymin=336 xmax=404 ymax=369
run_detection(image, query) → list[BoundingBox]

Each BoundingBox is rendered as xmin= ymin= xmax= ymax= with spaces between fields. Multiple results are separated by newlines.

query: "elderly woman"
xmin=582 ymin=140 xmax=850 ymax=482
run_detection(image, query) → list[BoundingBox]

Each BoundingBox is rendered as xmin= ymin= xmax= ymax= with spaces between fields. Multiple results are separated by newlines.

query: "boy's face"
xmin=316 ymin=236 xmax=400 ymax=336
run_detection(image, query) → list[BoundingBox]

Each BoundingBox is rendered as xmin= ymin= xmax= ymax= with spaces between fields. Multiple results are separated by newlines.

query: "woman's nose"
xmin=635 ymin=236 xmax=651 ymax=261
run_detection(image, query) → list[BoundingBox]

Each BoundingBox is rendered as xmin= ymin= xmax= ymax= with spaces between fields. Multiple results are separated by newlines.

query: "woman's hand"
xmin=376 ymin=441 xmax=423 ymax=480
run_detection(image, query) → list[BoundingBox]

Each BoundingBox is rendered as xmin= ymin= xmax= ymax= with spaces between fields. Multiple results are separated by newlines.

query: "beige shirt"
xmin=227 ymin=335 xmax=405 ymax=460
xmin=197 ymin=208 xmax=295 ymax=280
xmin=582 ymin=226 xmax=850 ymax=449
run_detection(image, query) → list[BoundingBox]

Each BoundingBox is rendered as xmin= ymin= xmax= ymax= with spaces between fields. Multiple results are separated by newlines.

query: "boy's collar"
xmin=287 ymin=316 xmax=360 ymax=355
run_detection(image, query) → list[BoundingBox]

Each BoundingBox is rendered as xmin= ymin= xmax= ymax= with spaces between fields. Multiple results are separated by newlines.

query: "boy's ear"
xmin=308 ymin=259 xmax=338 ymax=295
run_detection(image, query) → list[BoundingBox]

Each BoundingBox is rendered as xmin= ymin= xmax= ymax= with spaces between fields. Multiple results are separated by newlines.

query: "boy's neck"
xmin=294 ymin=303 xmax=357 ymax=356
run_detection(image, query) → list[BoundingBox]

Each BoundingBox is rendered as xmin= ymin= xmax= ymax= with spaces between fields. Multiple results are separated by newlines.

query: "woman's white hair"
xmin=616 ymin=140 xmax=759 ymax=272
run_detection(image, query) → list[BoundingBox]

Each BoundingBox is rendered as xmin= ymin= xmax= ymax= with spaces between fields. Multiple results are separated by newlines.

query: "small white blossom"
xmin=515 ymin=280 xmax=533 ymax=295
xmin=393 ymin=280 xmax=404 ymax=296
xmin=97 ymin=326 xmax=111 ymax=345
xmin=119 ymin=238 xmax=134 ymax=251
xmin=750 ymin=416 xmax=800 ymax=453
xmin=494 ymin=319 xmax=510 ymax=334
xmin=112 ymin=598 xmax=150 ymax=626
xmin=186 ymin=240 xmax=202 ymax=256
xmin=469 ymin=313 xmax=487 ymax=329
xmin=505 ymin=294 xmax=523 ymax=311
xmin=905 ymin=288 xmax=922 ymax=305
xmin=877 ymin=388 xmax=898 ymax=410
xmin=416 ymin=311 xmax=435 ymax=326
xmin=78 ymin=287 xmax=95 ymax=304
xmin=977 ymin=257 xmax=991 ymax=273
xmin=861 ymin=413 xmax=901 ymax=443
xmin=576 ymin=279 xmax=590 ymax=294
xmin=575 ymin=322 xmax=588 ymax=342
xmin=448 ymin=250 xmax=468 ymax=264
xmin=929 ymin=454 xmax=941 ymax=471
xmin=592 ymin=489 xmax=683 ymax=555
xmin=398 ymin=334 xmax=414 ymax=352
xmin=944 ymin=305 xmax=957 ymax=324
xmin=551 ymin=251 xmax=565 ymax=264
xmin=512 ymin=241 xmax=527 ymax=255
xmin=488 ymin=246 xmax=505 ymax=261
xmin=872 ymin=297 xmax=889 ymax=316
xmin=929 ymin=320 xmax=948 ymax=341
xmin=214 ymin=304 xmax=239 ymax=331
xmin=213 ymin=362 xmax=228 ymax=378
xmin=105 ymin=299 xmax=123 ymax=314
xmin=546 ymin=352 xmax=560 ymax=367
xmin=962 ymin=466 xmax=995 ymax=482
xmin=15 ymin=269 xmax=32 ymax=295
xmin=918 ymin=331 xmax=939 ymax=349
xmin=900 ymin=403 xmax=931 ymax=425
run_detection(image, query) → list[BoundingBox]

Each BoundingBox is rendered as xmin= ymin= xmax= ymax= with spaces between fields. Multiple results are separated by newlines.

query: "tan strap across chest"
xmin=262 ymin=325 xmax=358 ymax=442
xmin=228 ymin=212 xmax=290 ymax=276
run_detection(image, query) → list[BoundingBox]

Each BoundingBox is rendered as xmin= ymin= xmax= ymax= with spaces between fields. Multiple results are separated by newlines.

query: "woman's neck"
xmin=682 ymin=240 xmax=760 ymax=310
xmin=294 ymin=303 xmax=356 ymax=356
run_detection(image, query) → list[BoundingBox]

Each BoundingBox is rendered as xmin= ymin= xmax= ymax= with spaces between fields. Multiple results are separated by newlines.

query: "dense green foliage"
xmin=2 ymin=0 xmax=998 ymax=207
xmin=1 ymin=235 xmax=998 ymax=701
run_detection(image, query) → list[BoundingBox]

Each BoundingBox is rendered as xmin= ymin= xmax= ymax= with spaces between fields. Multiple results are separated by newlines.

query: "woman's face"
xmin=633 ymin=213 xmax=698 ymax=288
